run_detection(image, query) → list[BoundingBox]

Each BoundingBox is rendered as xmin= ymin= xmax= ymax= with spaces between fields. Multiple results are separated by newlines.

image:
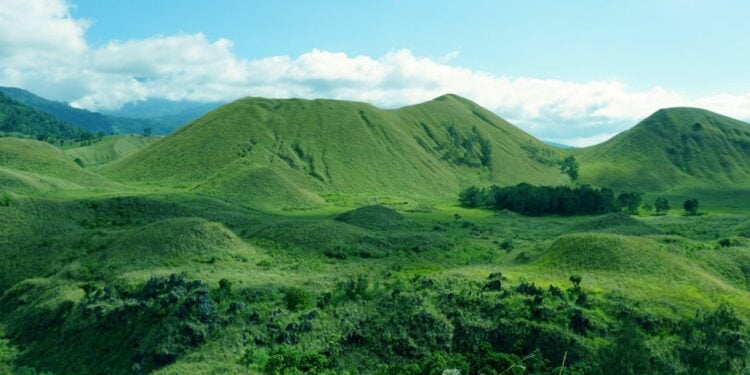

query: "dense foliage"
xmin=0 ymin=93 xmax=91 ymax=141
xmin=459 ymin=183 xmax=619 ymax=216
xmin=0 ymin=86 xmax=163 ymax=135
xmin=444 ymin=124 xmax=492 ymax=167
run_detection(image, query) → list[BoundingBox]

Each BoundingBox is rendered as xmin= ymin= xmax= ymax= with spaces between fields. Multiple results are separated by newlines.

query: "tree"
xmin=617 ymin=192 xmax=643 ymax=215
xmin=654 ymin=197 xmax=670 ymax=214
xmin=596 ymin=320 xmax=653 ymax=375
xmin=677 ymin=304 xmax=748 ymax=375
xmin=560 ymin=155 xmax=579 ymax=181
xmin=458 ymin=186 xmax=483 ymax=208
xmin=143 ymin=127 xmax=152 ymax=137
xmin=569 ymin=275 xmax=582 ymax=289
xmin=683 ymin=199 xmax=699 ymax=216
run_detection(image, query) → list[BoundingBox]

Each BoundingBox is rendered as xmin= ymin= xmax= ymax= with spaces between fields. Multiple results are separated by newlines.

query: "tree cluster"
xmin=459 ymin=183 xmax=620 ymax=216
xmin=444 ymin=124 xmax=492 ymax=167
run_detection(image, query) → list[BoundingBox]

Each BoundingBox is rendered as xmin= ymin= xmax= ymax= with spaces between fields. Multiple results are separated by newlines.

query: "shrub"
xmin=0 ymin=192 xmax=11 ymax=207
xmin=683 ymin=199 xmax=699 ymax=216
xmin=284 ymin=287 xmax=310 ymax=311
xmin=338 ymin=275 xmax=370 ymax=300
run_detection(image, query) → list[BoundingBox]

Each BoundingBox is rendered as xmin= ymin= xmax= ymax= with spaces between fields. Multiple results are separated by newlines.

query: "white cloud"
xmin=2 ymin=0 xmax=750 ymax=146
xmin=547 ymin=133 xmax=619 ymax=148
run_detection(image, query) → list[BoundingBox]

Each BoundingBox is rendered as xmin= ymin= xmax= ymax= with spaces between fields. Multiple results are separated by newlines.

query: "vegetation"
xmin=0 ymin=92 xmax=91 ymax=141
xmin=459 ymin=183 xmax=617 ymax=216
xmin=576 ymin=107 xmax=750 ymax=193
xmin=654 ymin=197 xmax=670 ymax=214
xmin=684 ymin=198 xmax=700 ymax=215
xmin=559 ymin=155 xmax=579 ymax=181
xmin=1 ymin=94 xmax=750 ymax=374
xmin=0 ymin=86 xmax=183 ymax=135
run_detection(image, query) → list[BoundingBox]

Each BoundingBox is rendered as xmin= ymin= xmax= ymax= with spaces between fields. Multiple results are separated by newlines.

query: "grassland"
xmin=1 ymin=96 xmax=750 ymax=374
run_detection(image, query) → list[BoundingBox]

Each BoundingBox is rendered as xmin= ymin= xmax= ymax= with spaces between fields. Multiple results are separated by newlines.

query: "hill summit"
xmin=104 ymin=94 xmax=566 ymax=205
xmin=576 ymin=107 xmax=750 ymax=191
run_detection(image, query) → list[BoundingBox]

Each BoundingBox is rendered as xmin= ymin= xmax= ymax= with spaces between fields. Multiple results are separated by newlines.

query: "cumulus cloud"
xmin=2 ymin=0 xmax=750 ymax=146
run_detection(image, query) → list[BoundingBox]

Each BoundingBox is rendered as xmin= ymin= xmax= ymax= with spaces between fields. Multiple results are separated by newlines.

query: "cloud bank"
xmin=2 ymin=0 xmax=750 ymax=146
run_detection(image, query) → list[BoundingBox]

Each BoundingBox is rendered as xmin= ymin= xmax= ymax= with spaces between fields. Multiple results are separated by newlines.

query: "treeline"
xmin=460 ymin=183 xmax=638 ymax=216
xmin=0 ymin=93 xmax=92 ymax=142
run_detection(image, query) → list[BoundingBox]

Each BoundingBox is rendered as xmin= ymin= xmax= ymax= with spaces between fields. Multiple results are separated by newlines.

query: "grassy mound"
xmin=192 ymin=160 xmax=324 ymax=211
xmin=253 ymin=219 xmax=450 ymax=258
xmin=0 ymin=137 xmax=114 ymax=189
xmin=571 ymin=213 xmax=660 ymax=236
xmin=538 ymin=233 xmax=674 ymax=274
xmin=83 ymin=218 xmax=248 ymax=273
xmin=65 ymin=134 xmax=159 ymax=167
xmin=335 ymin=204 xmax=406 ymax=230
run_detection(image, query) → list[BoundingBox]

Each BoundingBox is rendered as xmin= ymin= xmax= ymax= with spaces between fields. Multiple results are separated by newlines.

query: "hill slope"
xmin=576 ymin=107 xmax=750 ymax=191
xmin=103 ymin=95 xmax=566 ymax=203
xmin=65 ymin=134 xmax=159 ymax=167
xmin=0 ymin=138 xmax=115 ymax=192
xmin=0 ymin=87 xmax=157 ymax=135
xmin=0 ymin=93 xmax=90 ymax=140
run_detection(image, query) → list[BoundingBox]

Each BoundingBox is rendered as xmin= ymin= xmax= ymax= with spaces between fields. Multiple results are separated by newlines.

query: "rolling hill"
xmin=64 ymin=134 xmax=159 ymax=167
xmin=0 ymin=137 xmax=115 ymax=193
xmin=103 ymin=94 xmax=567 ymax=205
xmin=576 ymin=107 xmax=750 ymax=192
xmin=0 ymin=93 xmax=90 ymax=140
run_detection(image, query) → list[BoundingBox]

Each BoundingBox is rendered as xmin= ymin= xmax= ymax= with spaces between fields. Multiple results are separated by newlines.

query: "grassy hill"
xmin=0 ymin=93 xmax=90 ymax=140
xmin=576 ymin=107 xmax=750 ymax=192
xmin=104 ymin=94 xmax=566 ymax=205
xmin=65 ymin=134 xmax=159 ymax=167
xmin=0 ymin=138 xmax=115 ymax=192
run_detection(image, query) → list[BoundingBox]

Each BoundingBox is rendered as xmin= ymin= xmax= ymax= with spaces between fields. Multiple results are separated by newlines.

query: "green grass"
xmin=334 ymin=204 xmax=406 ymax=230
xmin=0 ymin=137 xmax=116 ymax=192
xmin=570 ymin=212 xmax=661 ymax=235
xmin=576 ymin=107 xmax=750 ymax=194
xmin=3 ymin=97 xmax=750 ymax=374
xmin=103 ymin=95 xmax=565 ymax=204
xmin=64 ymin=134 xmax=159 ymax=167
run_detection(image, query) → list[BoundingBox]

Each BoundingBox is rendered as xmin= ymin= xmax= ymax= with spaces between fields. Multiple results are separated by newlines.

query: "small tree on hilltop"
xmin=683 ymin=199 xmax=699 ymax=216
xmin=143 ymin=127 xmax=152 ymax=137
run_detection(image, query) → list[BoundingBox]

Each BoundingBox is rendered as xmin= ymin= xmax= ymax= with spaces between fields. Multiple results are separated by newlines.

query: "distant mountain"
xmin=0 ymin=92 xmax=91 ymax=140
xmin=544 ymin=141 xmax=575 ymax=149
xmin=102 ymin=98 xmax=224 ymax=134
xmin=575 ymin=107 xmax=750 ymax=191
xmin=104 ymin=94 xmax=567 ymax=207
xmin=0 ymin=86 xmax=157 ymax=135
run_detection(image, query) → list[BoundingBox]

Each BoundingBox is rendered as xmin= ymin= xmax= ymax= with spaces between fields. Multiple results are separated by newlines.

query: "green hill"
xmin=0 ymin=86 xmax=157 ymax=135
xmin=0 ymin=138 xmax=115 ymax=192
xmin=0 ymin=93 xmax=90 ymax=140
xmin=65 ymin=134 xmax=159 ymax=167
xmin=104 ymin=95 xmax=566 ymax=204
xmin=538 ymin=233 xmax=676 ymax=274
xmin=576 ymin=107 xmax=750 ymax=192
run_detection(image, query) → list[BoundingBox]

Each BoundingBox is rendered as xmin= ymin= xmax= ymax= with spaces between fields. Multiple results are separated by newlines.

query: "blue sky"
xmin=1 ymin=0 xmax=750 ymax=145
xmin=71 ymin=0 xmax=750 ymax=95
